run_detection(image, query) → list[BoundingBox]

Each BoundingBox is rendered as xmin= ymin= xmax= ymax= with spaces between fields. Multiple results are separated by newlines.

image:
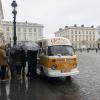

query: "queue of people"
xmin=0 ymin=44 xmax=38 ymax=81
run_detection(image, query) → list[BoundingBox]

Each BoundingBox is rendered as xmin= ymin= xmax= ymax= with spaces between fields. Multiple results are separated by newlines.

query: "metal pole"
xmin=11 ymin=0 xmax=17 ymax=46
xmin=13 ymin=13 xmax=17 ymax=45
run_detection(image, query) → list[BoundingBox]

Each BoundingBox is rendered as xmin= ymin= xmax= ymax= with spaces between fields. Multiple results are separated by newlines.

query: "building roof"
xmin=2 ymin=21 xmax=44 ymax=27
xmin=55 ymin=25 xmax=98 ymax=34
xmin=0 ymin=0 xmax=4 ymax=19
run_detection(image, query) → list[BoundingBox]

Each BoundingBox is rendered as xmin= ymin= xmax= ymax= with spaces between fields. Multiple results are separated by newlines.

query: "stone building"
xmin=2 ymin=21 xmax=44 ymax=45
xmin=96 ymin=26 xmax=100 ymax=49
xmin=54 ymin=24 xmax=99 ymax=50
xmin=0 ymin=0 xmax=5 ymax=44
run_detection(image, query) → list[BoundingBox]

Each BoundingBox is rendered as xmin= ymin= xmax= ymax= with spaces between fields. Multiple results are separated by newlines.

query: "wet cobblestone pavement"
xmin=0 ymin=50 xmax=100 ymax=100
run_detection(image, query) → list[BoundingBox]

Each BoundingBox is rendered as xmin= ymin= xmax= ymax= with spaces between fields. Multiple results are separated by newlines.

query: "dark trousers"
xmin=16 ymin=65 xmax=22 ymax=75
xmin=10 ymin=64 xmax=15 ymax=77
xmin=0 ymin=66 xmax=6 ymax=79
xmin=22 ymin=62 xmax=26 ymax=73
xmin=27 ymin=61 xmax=37 ymax=79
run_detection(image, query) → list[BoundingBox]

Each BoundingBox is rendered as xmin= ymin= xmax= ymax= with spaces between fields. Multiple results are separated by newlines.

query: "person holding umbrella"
xmin=9 ymin=45 xmax=22 ymax=80
xmin=23 ymin=42 xmax=39 ymax=80
xmin=21 ymin=46 xmax=26 ymax=75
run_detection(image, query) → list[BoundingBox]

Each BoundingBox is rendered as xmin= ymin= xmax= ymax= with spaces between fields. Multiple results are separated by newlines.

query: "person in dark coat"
xmin=27 ymin=50 xmax=38 ymax=80
xmin=96 ymin=48 xmax=98 ymax=53
xmin=21 ymin=48 xmax=26 ymax=74
xmin=14 ymin=49 xmax=22 ymax=80
xmin=9 ymin=48 xmax=15 ymax=77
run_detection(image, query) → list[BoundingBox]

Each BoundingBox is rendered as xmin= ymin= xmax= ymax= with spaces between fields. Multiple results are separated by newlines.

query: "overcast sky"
xmin=1 ymin=0 xmax=100 ymax=37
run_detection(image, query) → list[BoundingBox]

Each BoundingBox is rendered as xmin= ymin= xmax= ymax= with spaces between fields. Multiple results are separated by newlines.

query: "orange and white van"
xmin=37 ymin=37 xmax=79 ymax=78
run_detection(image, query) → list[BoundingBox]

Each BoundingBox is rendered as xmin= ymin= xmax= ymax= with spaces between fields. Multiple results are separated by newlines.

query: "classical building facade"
xmin=2 ymin=21 xmax=44 ymax=45
xmin=97 ymin=26 xmax=100 ymax=49
xmin=0 ymin=0 xmax=3 ymax=32
xmin=54 ymin=24 xmax=99 ymax=50
xmin=0 ymin=0 xmax=4 ymax=44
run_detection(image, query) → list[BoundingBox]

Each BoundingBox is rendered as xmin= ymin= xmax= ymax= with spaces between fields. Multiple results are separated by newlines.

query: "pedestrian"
xmin=27 ymin=50 xmax=38 ymax=80
xmin=9 ymin=47 xmax=16 ymax=78
xmin=80 ymin=48 xmax=82 ymax=52
xmin=87 ymin=48 xmax=89 ymax=53
xmin=0 ymin=44 xmax=9 ymax=81
xmin=21 ymin=47 xmax=26 ymax=75
xmin=96 ymin=48 xmax=98 ymax=53
xmin=14 ymin=49 xmax=22 ymax=80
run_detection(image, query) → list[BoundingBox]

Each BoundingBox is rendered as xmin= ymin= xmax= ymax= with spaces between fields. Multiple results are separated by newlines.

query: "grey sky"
xmin=1 ymin=0 xmax=100 ymax=37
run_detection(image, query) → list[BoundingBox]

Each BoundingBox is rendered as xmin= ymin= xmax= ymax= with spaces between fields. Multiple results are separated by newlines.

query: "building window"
xmin=29 ymin=33 xmax=32 ymax=40
xmin=79 ymin=36 xmax=80 ymax=41
xmin=93 ymin=44 xmax=94 ymax=48
xmin=90 ymin=44 xmax=91 ymax=48
xmin=93 ymin=36 xmax=95 ymax=41
xmin=90 ymin=37 xmax=91 ymax=41
xmin=29 ymin=33 xmax=32 ymax=36
xmin=23 ymin=28 xmax=26 ymax=32
xmin=83 ymin=35 xmax=84 ymax=41
xmin=75 ymin=35 xmax=77 ymax=41
xmin=34 ymin=28 xmax=37 ymax=32
xmin=12 ymin=27 xmax=14 ymax=31
xmin=86 ymin=35 xmax=88 ymax=41
xmin=6 ymin=27 xmax=10 ymax=31
xmin=75 ymin=31 xmax=77 ymax=34
xmin=89 ymin=31 xmax=91 ymax=35
xmin=24 ymin=33 xmax=27 ymax=40
xmin=29 ymin=28 xmax=32 ymax=32
xmin=71 ymin=30 xmax=73 ymax=34
xmin=82 ymin=31 xmax=84 ymax=34
xmin=18 ymin=27 xmax=21 ymax=32
xmin=6 ymin=36 xmax=9 ymax=40
xmin=71 ymin=35 xmax=73 ymax=41
xmin=99 ymin=31 xmax=100 ymax=36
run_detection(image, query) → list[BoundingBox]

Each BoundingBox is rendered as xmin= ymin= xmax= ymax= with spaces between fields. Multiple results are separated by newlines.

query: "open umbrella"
xmin=10 ymin=44 xmax=23 ymax=54
xmin=11 ymin=45 xmax=22 ymax=50
xmin=22 ymin=42 xmax=39 ymax=51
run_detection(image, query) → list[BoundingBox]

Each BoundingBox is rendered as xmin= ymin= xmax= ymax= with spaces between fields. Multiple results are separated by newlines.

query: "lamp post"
xmin=11 ymin=0 xmax=17 ymax=46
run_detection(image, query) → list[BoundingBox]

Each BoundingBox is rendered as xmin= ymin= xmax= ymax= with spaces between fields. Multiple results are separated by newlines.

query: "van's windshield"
xmin=47 ymin=45 xmax=74 ymax=56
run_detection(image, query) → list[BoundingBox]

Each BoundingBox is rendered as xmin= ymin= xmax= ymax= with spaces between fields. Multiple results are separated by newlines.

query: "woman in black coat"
xmin=27 ymin=50 xmax=38 ymax=80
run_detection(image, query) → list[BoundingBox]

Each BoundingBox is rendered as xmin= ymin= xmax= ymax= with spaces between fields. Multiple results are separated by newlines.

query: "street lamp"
xmin=11 ymin=0 xmax=17 ymax=46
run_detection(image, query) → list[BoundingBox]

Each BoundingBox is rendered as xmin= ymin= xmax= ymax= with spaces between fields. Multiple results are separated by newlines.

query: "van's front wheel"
xmin=65 ymin=76 xmax=71 ymax=81
xmin=40 ymin=67 xmax=45 ymax=77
